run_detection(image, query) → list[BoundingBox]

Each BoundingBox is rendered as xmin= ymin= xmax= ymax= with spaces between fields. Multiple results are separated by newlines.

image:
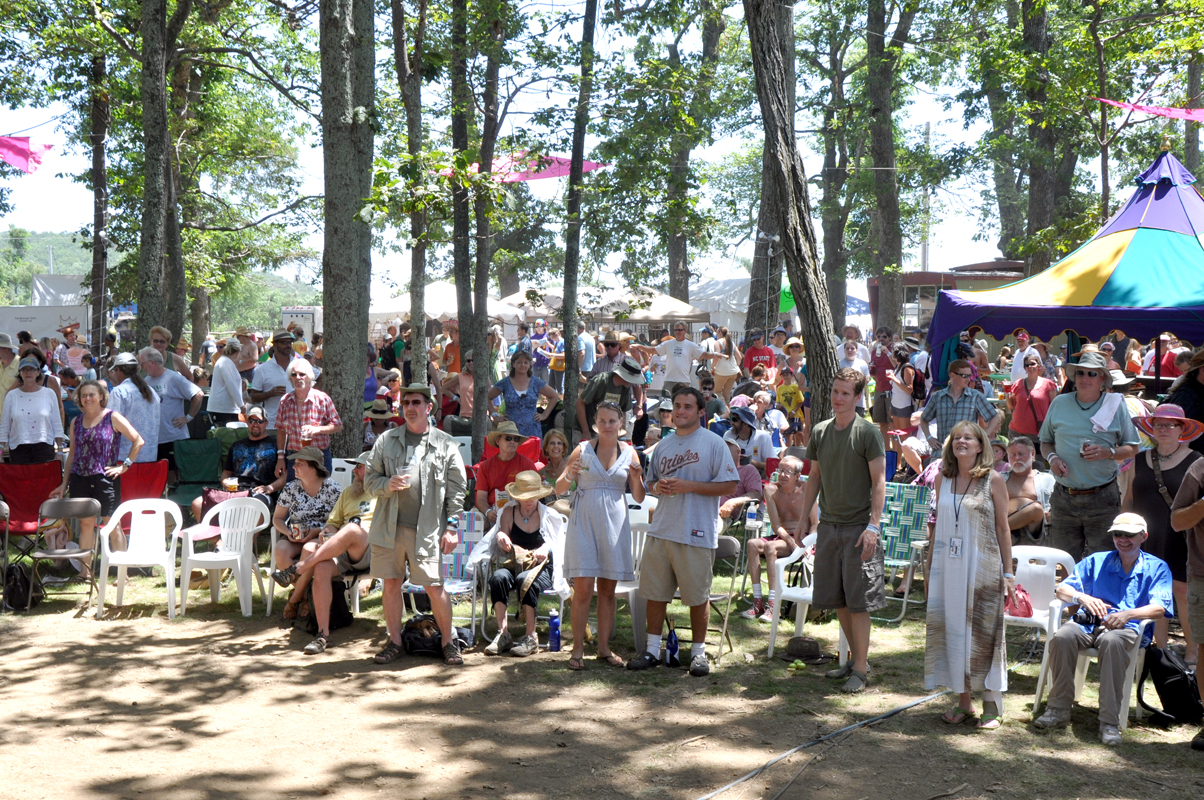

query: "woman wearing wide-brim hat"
xmin=467 ymin=470 xmax=567 ymax=658
xmin=1126 ymin=404 xmax=1204 ymax=665
xmin=363 ymin=391 xmax=398 ymax=451
xmin=271 ymin=446 xmax=342 ymax=620
xmin=475 ymin=420 xmax=539 ymax=526
xmin=1040 ymin=350 xmax=1141 ymax=559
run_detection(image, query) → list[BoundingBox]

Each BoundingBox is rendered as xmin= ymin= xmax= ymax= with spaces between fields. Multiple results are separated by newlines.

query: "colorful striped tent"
xmin=928 ymin=150 xmax=1204 ymax=351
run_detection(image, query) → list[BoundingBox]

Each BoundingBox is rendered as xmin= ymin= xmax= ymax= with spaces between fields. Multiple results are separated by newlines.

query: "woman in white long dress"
xmin=926 ymin=420 xmax=1018 ymax=729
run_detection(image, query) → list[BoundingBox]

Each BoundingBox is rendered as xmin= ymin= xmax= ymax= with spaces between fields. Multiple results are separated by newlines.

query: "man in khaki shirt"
xmin=0 ymin=333 xmax=20 ymax=411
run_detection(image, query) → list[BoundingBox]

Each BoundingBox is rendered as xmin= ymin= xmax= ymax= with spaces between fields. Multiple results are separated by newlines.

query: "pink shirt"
xmin=721 ymin=464 xmax=763 ymax=505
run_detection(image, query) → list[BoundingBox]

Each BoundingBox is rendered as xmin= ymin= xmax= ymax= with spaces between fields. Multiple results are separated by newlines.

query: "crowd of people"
xmin=3 ymin=316 xmax=1203 ymax=753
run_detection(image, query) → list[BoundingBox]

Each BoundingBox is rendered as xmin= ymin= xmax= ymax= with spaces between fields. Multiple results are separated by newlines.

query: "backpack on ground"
xmin=401 ymin=613 xmax=474 ymax=657
xmin=303 ymin=578 xmax=356 ymax=635
xmin=1136 ymin=644 xmax=1204 ymax=726
xmin=4 ymin=563 xmax=45 ymax=610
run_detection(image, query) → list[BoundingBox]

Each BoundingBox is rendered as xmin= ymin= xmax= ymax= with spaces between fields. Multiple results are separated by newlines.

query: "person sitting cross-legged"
xmin=740 ymin=455 xmax=817 ymax=621
xmin=271 ymin=450 xmax=376 ymax=655
xmin=1032 ymin=512 xmax=1172 ymax=746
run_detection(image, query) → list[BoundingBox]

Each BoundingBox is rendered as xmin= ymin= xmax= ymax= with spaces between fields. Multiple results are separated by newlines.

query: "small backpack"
xmin=378 ymin=340 xmax=398 ymax=371
xmin=303 ymin=578 xmax=356 ymax=635
xmin=4 ymin=563 xmax=44 ymax=610
xmin=1137 ymin=645 xmax=1204 ymax=726
xmin=401 ymin=613 xmax=474 ymax=657
xmin=911 ymin=363 xmax=927 ymax=402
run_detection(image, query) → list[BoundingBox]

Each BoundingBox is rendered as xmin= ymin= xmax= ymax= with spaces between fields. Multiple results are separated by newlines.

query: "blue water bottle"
xmin=548 ymin=609 xmax=561 ymax=651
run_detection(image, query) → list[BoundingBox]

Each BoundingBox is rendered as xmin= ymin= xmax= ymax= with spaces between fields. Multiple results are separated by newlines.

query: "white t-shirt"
xmin=648 ymin=355 xmax=667 ymax=392
xmin=145 ymin=369 xmax=203 ymax=444
xmin=250 ymin=357 xmax=291 ymax=427
xmin=837 ymin=356 xmax=871 ymax=408
xmin=761 ymin=408 xmax=788 ymax=432
xmin=208 ymin=355 xmax=244 ymax=414
xmin=723 ymin=427 xmax=778 ymax=463
xmin=1010 ymin=345 xmax=1040 ymax=381
xmin=648 ymin=425 xmax=739 ymax=549
xmin=655 ymin=338 xmax=705 ymax=384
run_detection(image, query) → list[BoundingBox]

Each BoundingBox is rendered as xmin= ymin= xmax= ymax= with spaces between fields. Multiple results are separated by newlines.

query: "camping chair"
xmin=405 ymin=510 xmax=487 ymax=637
xmin=120 ymin=460 xmax=170 ymax=503
xmin=96 ymin=499 xmax=183 ymax=618
xmin=25 ymin=497 xmax=103 ymax=611
xmin=1007 ymin=546 xmax=1076 ymax=711
xmin=873 ymin=483 xmax=932 ymax=623
xmin=707 ymin=534 xmax=743 ymax=663
xmin=207 ymin=425 xmax=250 ymax=465
xmin=0 ymin=461 xmax=64 ymax=567
xmin=167 ymin=439 xmax=223 ymax=520
xmin=473 ymin=510 xmax=566 ymax=641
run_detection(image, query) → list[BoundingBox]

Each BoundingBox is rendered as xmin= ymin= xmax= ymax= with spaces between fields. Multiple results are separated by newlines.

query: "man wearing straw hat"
xmin=1039 ymin=349 xmax=1140 ymax=560
xmin=365 ymin=383 xmax=468 ymax=665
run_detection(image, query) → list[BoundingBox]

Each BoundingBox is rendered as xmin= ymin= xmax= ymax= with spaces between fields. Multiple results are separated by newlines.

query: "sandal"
xmin=596 ymin=653 xmax=625 ymax=667
xmin=282 ymin=600 xmax=300 ymax=620
xmin=373 ymin=640 xmax=405 ymax=664
xmin=840 ymin=669 xmax=868 ymax=694
xmin=977 ymin=714 xmax=1003 ymax=730
xmin=271 ymin=564 xmax=299 ymax=588
xmin=942 ymin=707 xmax=976 ymax=725
xmin=297 ymin=598 xmax=311 ymax=618
xmin=567 ymin=656 xmax=587 ymax=671
xmin=443 ymin=643 xmax=464 ymax=666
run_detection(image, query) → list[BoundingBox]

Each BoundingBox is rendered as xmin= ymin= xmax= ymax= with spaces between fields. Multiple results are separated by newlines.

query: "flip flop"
xmin=596 ymin=653 xmax=625 ymax=667
xmin=567 ymin=656 xmax=587 ymax=671
xmin=977 ymin=714 xmax=1003 ymax=730
xmin=942 ymin=707 xmax=976 ymax=725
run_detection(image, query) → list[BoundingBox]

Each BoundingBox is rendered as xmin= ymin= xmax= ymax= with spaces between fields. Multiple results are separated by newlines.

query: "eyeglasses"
xmin=501 ymin=435 xmax=523 ymax=443
xmin=604 ymin=342 xmax=620 ymax=348
xmin=402 ymin=399 xmax=427 ymax=407
xmin=1152 ymin=422 xmax=1183 ymax=429
xmin=289 ymin=373 xmax=309 ymax=381
xmin=952 ymin=372 xmax=972 ymax=379
xmin=674 ymin=328 xmax=686 ymax=333
xmin=248 ymin=418 xmax=266 ymax=424
xmin=1078 ymin=370 xmax=1102 ymax=378
xmin=151 ymin=338 xmax=167 ymax=345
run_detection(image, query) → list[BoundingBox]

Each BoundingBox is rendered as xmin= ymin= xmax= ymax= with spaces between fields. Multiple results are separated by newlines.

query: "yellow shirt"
xmin=327 ymin=485 xmax=376 ymax=531
xmin=0 ymin=357 xmax=20 ymax=410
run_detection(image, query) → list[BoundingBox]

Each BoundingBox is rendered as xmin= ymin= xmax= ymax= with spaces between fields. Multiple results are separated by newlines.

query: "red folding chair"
xmin=482 ymin=435 xmax=542 ymax=463
xmin=121 ymin=460 xmax=170 ymax=503
xmin=0 ymin=461 xmax=64 ymax=559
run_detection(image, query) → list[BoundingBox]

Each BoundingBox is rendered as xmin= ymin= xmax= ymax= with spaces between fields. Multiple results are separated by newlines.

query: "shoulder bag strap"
xmin=1022 ymin=380 xmax=1044 ymax=427
xmin=1151 ymin=453 xmax=1176 ymax=508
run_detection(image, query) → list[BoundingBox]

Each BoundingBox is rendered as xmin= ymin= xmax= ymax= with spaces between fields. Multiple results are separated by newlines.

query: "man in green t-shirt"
xmin=575 ymin=357 xmax=645 ymax=435
xmin=799 ymin=367 xmax=886 ymax=694
xmin=272 ymin=451 xmax=376 ymax=656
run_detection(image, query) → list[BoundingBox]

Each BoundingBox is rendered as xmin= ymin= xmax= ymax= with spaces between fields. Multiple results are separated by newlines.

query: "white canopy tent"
xmin=369 ymin=280 xmax=526 ymax=340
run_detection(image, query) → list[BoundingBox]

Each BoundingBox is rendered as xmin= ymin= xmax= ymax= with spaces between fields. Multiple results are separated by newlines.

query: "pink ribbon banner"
xmin=0 ymin=137 xmax=53 ymax=173
xmin=1096 ymin=98 xmax=1204 ymax=122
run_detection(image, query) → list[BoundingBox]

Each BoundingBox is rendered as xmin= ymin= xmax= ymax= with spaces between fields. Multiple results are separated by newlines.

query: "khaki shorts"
xmin=370 ymin=525 xmax=442 ymax=586
xmin=638 ymin=536 xmax=715 ymax=607
xmin=871 ymin=391 xmax=891 ymax=424
xmin=812 ymin=522 xmax=886 ymax=614
xmin=1187 ymin=579 xmax=1204 ymax=643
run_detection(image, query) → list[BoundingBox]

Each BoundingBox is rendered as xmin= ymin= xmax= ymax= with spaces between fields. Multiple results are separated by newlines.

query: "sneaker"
xmin=688 ymin=654 xmax=710 ymax=677
xmin=303 ymin=635 xmax=328 ymax=655
xmin=1033 ymin=707 xmax=1071 ymax=730
xmin=626 ymin=651 xmax=661 ymax=671
xmin=1191 ymin=727 xmax=1204 ymax=751
xmin=757 ymin=600 xmax=776 ymax=623
xmin=740 ymin=599 xmax=766 ymax=620
xmin=511 ymin=634 xmax=540 ymax=657
xmin=485 ymin=630 xmax=513 ymax=656
xmin=1099 ymin=723 xmax=1122 ymax=746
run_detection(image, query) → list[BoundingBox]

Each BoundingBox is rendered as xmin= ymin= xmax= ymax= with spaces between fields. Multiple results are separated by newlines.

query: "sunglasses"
xmin=501 ymin=435 xmax=523 ymax=443
xmin=1112 ymin=530 xmax=1143 ymax=539
xmin=1078 ymin=370 xmax=1102 ymax=378
xmin=674 ymin=329 xmax=686 ymax=333
xmin=604 ymin=342 xmax=620 ymax=347
xmin=402 ymin=399 xmax=427 ymax=407
xmin=952 ymin=372 xmax=972 ymax=379
xmin=151 ymin=338 xmax=168 ymax=345
xmin=1151 ymin=422 xmax=1183 ymax=429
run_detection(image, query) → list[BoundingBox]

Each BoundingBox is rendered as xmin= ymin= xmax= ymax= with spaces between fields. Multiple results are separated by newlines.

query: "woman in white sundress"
xmin=926 ymin=420 xmax=1018 ymax=729
xmin=557 ymin=402 xmax=645 ymax=671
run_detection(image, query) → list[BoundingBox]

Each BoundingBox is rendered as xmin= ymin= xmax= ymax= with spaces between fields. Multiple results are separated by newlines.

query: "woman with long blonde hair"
xmin=925 ymin=421 xmax=1017 ymax=730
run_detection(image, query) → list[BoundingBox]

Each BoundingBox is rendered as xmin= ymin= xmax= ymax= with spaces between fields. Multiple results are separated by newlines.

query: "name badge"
xmin=949 ymin=537 xmax=963 ymax=559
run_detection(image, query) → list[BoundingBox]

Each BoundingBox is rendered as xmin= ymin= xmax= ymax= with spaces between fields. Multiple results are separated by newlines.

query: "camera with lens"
xmin=1072 ymin=608 xmax=1103 ymax=627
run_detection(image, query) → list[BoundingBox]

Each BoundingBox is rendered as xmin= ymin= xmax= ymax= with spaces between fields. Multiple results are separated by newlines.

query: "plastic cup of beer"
xmin=222 ymin=477 xmax=239 ymax=492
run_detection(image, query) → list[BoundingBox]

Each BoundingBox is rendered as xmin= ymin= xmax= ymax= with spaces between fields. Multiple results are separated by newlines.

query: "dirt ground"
xmin=1 ymin=585 xmax=1202 ymax=800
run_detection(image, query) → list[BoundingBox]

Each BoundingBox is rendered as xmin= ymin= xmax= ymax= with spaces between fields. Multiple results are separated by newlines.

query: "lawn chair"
xmin=1007 ymin=545 xmax=1076 ymax=709
xmin=25 ymin=497 xmax=102 ymax=611
xmin=96 ymin=499 xmax=183 ymax=618
xmin=181 ymin=498 xmax=270 ymax=618
xmin=168 ymin=439 xmax=223 ymax=519
xmin=470 ymin=509 xmax=567 ymax=642
xmin=0 ymin=461 xmax=64 ymax=569
xmin=120 ymin=460 xmax=170 ymax=503
xmin=404 ymin=510 xmax=487 ymax=638
xmin=766 ymin=533 xmax=816 ymax=659
xmin=873 ymin=482 xmax=932 ymax=623
xmin=614 ymin=494 xmax=658 ymax=644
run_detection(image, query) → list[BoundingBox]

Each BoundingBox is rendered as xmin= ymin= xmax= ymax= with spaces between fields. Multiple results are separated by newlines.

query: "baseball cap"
xmin=245 ymin=406 xmax=267 ymax=420
xmin=1108 ymin=512 xmax=1147 ymax=535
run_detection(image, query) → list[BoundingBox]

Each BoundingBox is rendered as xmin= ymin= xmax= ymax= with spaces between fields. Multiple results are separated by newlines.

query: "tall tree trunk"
xmin=189 ymin=285 xmax=209 ymax=366
xmin=744 ymin=0 xmax=836 ymax=422
xmin=1022 ymin=0 xmax=1054 ymax=273
xmin=1088 ymin=2 xmax=1110 ymax=224
xmin=976 ymin=5 xmax=1024 ymax=259
xmin=819 ymin=118 xmax=849 ymax=332
xmin=164 ymin=159 xmax=187 ymax=341
xmin=449 ymin=0 xmax=477 ymax=458
xmin=665 ymin=147 xmax=691 ymax=303
xmin=865 ymin=0 xmax=905 ymax=335
xmin=746 ymin=2 xmax=791 ymax=334
xmin=135 ymin=0 xmax=170 ymax=348
xmin=320 ymin=0 xmax=375 ymax=458
xmin=89 ymin=55 xmax=109 ymax=354
xmin=1186 ymin=57 xmax=1201 ymax=175
xmin=562 ymin=0 xmax=598 ymax=443
xmin=392 ymin=0 xmax=428 ymax=388
xmin=471 ymin=8 xmax=504 ymax=463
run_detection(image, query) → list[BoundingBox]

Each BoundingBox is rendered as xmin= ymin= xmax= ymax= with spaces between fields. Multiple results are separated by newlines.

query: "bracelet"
xmin=1002 ymin=572 xmax=1014 ymax=578
xmin=865 ymin=523 xmax=881 ymax=534
xmin=1048 ymin=453 xmax=1062 ymax=463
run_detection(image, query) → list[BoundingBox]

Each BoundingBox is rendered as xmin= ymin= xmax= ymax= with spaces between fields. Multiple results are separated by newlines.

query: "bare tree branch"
xmin=87 ymin=1 xmax=142 ymax=62
xmin=183 ymin=194 xmax=322 ymax=231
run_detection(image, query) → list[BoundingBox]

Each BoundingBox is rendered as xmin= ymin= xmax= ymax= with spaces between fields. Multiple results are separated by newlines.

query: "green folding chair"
xmin=168 ymin=439 xmax=224 ymax=519
xmin=873 ymin=482 xmax=931 ymax=623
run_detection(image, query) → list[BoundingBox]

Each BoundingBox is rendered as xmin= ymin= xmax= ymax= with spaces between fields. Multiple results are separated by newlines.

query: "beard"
xmin=1009 ymin=459 xmax=1032 ymax=475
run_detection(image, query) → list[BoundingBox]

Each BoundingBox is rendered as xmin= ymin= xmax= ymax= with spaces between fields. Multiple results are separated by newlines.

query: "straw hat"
xmin=365 ymin=397 xmax=395 ymax=419
xmin=505 ymin=470 xmax=555 ymax=502
xmin=487 ymin=420 xmax=525 ymax=447
xmin=1134 ymin=403 xmax=1204 ymax=443
xmin=785 ymin=337 xmax=804 ymax=351
xmin=234 ymin=326 xmax=252 ymax=338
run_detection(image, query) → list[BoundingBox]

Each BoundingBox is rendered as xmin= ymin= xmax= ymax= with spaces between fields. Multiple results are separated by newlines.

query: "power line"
xmin=2 ymin=112 xmax=69 ymax=138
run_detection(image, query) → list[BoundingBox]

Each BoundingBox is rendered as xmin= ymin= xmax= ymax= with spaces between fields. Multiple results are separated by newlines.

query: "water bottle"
xmin=746 ymin=503 xmax=759 ymax=532
xmin=548 ymin=609 xmax=561 ymax=651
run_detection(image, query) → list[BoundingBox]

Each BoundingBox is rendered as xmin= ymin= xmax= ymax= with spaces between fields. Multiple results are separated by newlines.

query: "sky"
xmin=0 ymin=51 xmax=1002 ymax=309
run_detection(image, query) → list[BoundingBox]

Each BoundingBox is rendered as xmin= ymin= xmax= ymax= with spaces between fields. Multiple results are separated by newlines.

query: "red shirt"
xmin=742 ymin=345 xmax=775 ymax=374
xmin=475 ymin=453 xmax=537 ymax=505
xmin=1009 ymin=376 xmax=1058 ymax=436
xmin=1161 ymin=349 xmax=1182 ymax=378
xmin=867 ymin=342 xmax=894 ymax=382
xmin=276 ymin=389 xmax=342 ymax=450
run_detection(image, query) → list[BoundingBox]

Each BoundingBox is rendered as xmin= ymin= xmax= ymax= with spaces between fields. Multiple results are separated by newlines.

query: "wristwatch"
xmin=122 ymin=458 xmax=133 ymax=469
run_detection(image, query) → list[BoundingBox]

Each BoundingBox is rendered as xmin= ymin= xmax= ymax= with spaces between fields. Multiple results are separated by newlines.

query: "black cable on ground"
xmin=693 ymin=689 xmax=953 ymax=800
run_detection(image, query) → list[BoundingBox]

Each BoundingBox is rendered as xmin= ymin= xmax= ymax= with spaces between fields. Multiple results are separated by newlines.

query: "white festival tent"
xmin=369 ymin=280 xmax=526 ymax=340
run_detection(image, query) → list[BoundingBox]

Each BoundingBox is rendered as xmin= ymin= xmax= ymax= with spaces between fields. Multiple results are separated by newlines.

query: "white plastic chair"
xmin=329 ymin=458 xmax=359 ymax=490
xmin=453 ymin=436 xmax=473 ymax=470
xmin=766 ymin=533 xmax=816 ymax=659
xmin=96 ymin=499 xmax=183 ymax=619
xmin=1007 ymin=545 xmax=1076 ymax=709
xmin=181 ymin=498 xmax=270 ymax=618
xmin=615 ymin=493 xmax=658 ymax=645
